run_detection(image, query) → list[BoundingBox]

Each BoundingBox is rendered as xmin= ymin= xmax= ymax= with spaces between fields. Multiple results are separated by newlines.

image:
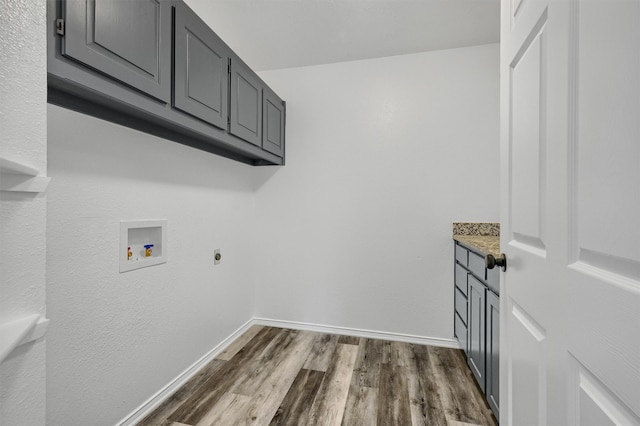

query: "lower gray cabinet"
xmin=454 ymin=241 xmax=500 ymax=420
xmin=486 ymin=290 xmax=500 ymax=418
xmin=468 ymin=275 xmax=486 ymax=393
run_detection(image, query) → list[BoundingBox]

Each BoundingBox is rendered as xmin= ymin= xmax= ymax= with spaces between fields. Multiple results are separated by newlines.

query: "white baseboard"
xmin=115 ymin=318 xmax=255 ymax=426
xmin=116 ymin=317 xmax=460 ymax=425
xmin=252 ymin=317 xmax=462 ymax=349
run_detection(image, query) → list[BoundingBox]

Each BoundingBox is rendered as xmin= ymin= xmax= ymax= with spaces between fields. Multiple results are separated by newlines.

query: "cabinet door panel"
xmin=486 ymin=290 xmax=500 ymax=418
xmin=468 ymin=275 xmax=486 ymax=392
xmin=173 ymin=2 xmax=228 ymax=129
xmin=262 ymin=87 xmax=285 ymax=156
xmin=62 ymin=0 xmax=171 ymax=102
xmin=230 ymin=59 xmax=262 ymax=146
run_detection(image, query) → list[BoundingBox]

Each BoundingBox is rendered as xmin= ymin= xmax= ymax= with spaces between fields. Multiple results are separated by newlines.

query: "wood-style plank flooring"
xmin=138 ymin=326 xmax=497 ymax=426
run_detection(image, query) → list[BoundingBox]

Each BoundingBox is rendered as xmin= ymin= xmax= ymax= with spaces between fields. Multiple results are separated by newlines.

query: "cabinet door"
xmin=467 ymin=275 xmax=486 ymax=392
xmin=62 ymin=0 xmax=171 ymax=102
xmin=229 ymin=58 xmax=262 ymax=146
xmin=486 ymin=290 xmax=500 ymax=418
xmin=173 ymin=2 xmax=229 ymax=130
xmin=262 ymin=87 xmax=285 ymax=156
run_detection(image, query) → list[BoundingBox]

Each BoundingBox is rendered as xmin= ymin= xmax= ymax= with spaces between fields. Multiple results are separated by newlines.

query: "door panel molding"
xmin=569 ymin=354 xmax=640 ymax=425
xmin=508 ymin=11 xmax=548 ymax=256
xmin=508 ymin=299 xmax=546 ymax=426
xmin=568 ymin=0 xmax=640 ymax=283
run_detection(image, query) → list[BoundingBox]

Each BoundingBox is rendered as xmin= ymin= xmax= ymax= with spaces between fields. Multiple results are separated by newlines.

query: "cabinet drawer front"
xmin=455 ymin=287 xmax=468 ymax=325
xmin=487 ymin=266 xmax=500 ymax=295
xmin=455 ymin=264 xmax=468 ymax=295
xmin=455 ymin=312 xmax=468 ymax=353
xmin=468 ymin=250 xmax=486 ymax=280
xmin=455 ymin=244 xmax=468 ymax=266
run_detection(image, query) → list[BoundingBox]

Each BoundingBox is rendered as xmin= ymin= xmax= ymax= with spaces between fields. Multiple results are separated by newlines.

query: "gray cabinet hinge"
xmin=56 ymin=19 xmax=65 ymax=36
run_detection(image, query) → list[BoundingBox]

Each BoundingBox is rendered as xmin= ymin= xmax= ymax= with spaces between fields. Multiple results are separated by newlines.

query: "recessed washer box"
xmin=120 ymin=220 xmax=167 ymax=273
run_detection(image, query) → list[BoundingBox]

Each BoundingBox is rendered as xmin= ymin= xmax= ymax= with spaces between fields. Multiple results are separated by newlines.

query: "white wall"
xmin=45 ymin=43 xmax=499 ymax=425
xmin=0 ymin=1 xmax=47 ymax=424
xmin=254 ymin=44 xmax=500 ymax=339
xmin=46 ymin=106 xmax=257 ymax=425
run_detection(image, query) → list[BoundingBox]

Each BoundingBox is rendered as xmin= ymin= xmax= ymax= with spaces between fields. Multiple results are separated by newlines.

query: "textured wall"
xmin=46 ymin=105 xmax=257 ymax=426
xmin=45 ymin=40 xmax=499 ymax=426
xmin=254 ymin=44 xmax=500 ymax=339
xmin=0 ymin=0 xmax=48 ymax=424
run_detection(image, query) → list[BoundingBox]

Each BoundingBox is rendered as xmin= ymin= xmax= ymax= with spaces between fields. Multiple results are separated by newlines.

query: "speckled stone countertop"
xmin=453 ymin=222 xmax=500 ymax=256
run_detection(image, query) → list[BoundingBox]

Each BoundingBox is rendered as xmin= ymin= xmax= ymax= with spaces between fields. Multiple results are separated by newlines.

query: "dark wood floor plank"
xmin=377 ymin=363 xmax=412 ymax=425
xmin=307 ymin=343 xmax=359 ymax=425
xmin=144 ymin=327 xmax=497 ymax=426
xmin=269 ymin=369 xmax=325 ymax=425
xmin=230 ymin=328 xmax=303 ymax=396
xmin=404 ymin=343 xmax=448 ymax=426
xmin=428 ymin=346 xmax=496 ymax=426
xmin=233 ymin=331 xmax=318 ymax=425
xmin=168 ymin=326 xmax=284 ymax=424
xmin=217 ymin=324 xmax=264 ymax=361
xmin=382 ymin=340 xmax=407 ymax=366
xmin=196 ymin=330 xmax=318 ymax=426
xmin=136 ymin=359 xmax=226 ymax=426
xmin=194 ymin=392 xmax=252 ymax=425
xmin=341 ymin=385 xmax=378 ymax=426
xmin=338 ymin=335 xmax=360 ymax=345
xmin=352 ymin=337 xmax=383 ymax=388
xmin=341 ymin=338 xmax=382 ymax=425
xmin=303 ymin=333 xmax=339 ymax=372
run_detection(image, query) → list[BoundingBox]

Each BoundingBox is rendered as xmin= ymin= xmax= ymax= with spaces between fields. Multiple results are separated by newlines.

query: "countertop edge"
xmin=453 ymin=235 xmax=500 ymax=257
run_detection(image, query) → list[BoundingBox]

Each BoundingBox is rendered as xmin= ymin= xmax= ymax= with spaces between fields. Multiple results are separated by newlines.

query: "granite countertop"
xmin=453 ymin=222 xmax=500 ymax=256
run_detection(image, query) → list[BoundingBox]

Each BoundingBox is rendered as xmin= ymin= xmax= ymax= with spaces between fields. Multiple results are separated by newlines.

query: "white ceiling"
xmin=186 ymin=0 xmax=501 ymax=72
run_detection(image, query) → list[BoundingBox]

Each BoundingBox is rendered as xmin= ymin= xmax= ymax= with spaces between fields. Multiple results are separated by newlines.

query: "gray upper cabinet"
xmin=49 ymin=0 xmax=285 ymax=165
xmin=229 ymin=58 xmax=262 ymax=146
xmin=173 ymin=2 xmax=229 ymax=129
xmin=262 ymin=87 xmax=285 ymax=157
xmin=62 ymin=0 xmax=171 ymax=102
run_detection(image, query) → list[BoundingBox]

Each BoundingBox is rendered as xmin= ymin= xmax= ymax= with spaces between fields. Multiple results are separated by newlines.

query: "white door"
xmin=500 ymin=0 xmax=640 ymax=424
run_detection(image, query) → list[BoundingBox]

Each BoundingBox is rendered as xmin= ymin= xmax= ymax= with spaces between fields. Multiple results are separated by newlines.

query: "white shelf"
xmin=0 ymin=314 xmax=49 ymax=364
xmin=0 ymin=156 xmax=51 ymax=193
